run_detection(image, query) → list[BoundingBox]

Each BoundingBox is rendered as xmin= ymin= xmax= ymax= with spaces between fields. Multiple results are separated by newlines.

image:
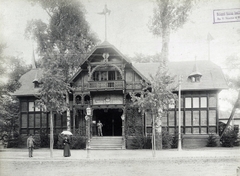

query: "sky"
xmin=1 ymin=0 xmax=239 ymax=66
xmin=0 ymin=0 xmax=240 ymax=111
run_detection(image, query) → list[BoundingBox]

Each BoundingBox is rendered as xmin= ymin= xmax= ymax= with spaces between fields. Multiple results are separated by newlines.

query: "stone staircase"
xmin=90 ymin=136 xmax=123 ymax=150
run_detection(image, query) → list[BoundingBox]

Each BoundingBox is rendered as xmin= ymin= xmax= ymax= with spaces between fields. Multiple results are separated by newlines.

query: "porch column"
xmin=73 ymin=106 xmax=76 ymax=135
xmin=121 ymin=107 xmax=126 ymax=149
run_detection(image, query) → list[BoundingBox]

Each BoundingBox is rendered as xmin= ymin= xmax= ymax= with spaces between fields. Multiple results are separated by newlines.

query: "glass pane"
xmin=116 ymin=71 xmax=121 ymax=80
xmin=147 ymin=127 xmax=152 ymax=133
xmin=108 ymin=71 xmax=115 ymax=80
xmin=185 ymin=111 xmax=192 ymax=126
xmin=29 ymin=129 xmax=34 ymax=135
xmin=193 ymin=97 xmax=199 ymax=108
xmin=209 ymin=96 xmax=216 ymax=107
xmin=62 ymin=113 xmax=67 ymax=128
xmin=29 ymin=114 xmax=34 ymax=128
xmin=93 ymin=71 xmax=100 ymax=81
xmin=21 ymin=102 xmax=28 ymax=111
xmin=29 ymin=102 xmax=34 ymax=112
xmin=35 ymin=114 xmax=40 ymax=128
xmin=209 ymin=127 xmax=217 ymax=134
xmin=21 ymin=129 xmax=27 ymax=134
xmin=21 ymin=114 xmax=28 ymax=128
xmin=145 ymin=111 xmax=152 ymax=126
xmin=193 ymin=128 xmax=199 ymax=134
xmin=185 ymin=98 xmax=191 ymax=108
xmin=162 ymin=116 xmax=167 ymax=126
xmin=185 ymin=128 xmax=191 ymax=134
xmin=168 ymin=111 xmax=175 ymax=126
xmin=193 ymin=111 xmax=199 ymax=126
xmin=200 ymin=111 xmax=207 ymax=126
xmin=169 ymin=99 xmax=175 ymax=109
xmin=35 ymin=102 xmax=41 ymax=112
xmin=209 ymin=110 xmax=216 ymax=125
xmin=176 ymin=111 xmax=183 ymax=126
xmin=201 ymin=97 xmax=207 ymax=108
xmin=42 ymin=113 xmax=47 ymax=128
xmin=201 ymin=128 xmax=207 ymax=134
xmin=56 ymin=114 xmax=62 ymax=127
xmin=101 ymin=71 xmax=107 ymax=81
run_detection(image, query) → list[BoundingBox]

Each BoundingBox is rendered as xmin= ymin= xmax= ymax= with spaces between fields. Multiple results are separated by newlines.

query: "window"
xmin=108 ymin=71 xmax=115 ymax=80
xmin=185 ymin=98 xmax=191 ymax=108
xmin=185 ymin=111 xmax=192 ymax=126
xmin=201 ymin=97 xmax=207 ymax=108
xmin=209 ymin=110 xmax=216 ymax=125
xmin=193 ymin=111 xmax=199 ymax=126
xmin=168 ymin=111 xmax=175 ymax=126
xmin=193 ymin=97 xmax=199 ymax=108
xmin=21 ymin=102 xmax=28 ymax=111
xmin=209 ymin=96 xmax=216 ymax=107
xmin=29 ymin=102 xmax=34 ymax=112
xmin=200 ymin=111 xmax=207 ymax=126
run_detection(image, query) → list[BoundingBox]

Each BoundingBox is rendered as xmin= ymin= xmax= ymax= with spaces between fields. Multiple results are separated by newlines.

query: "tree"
xmin=0 ymin=44 xmax=30 ymax=141
xmin=25 ymin=0 xmax=99 ymax=157
xmin=36 ymin=51 xmax=70 ymax=157
xmin=220 ymin=54 xmax=240 ymax=139
xmin=131 ymin=66 xmax=177 ymax=156
xmin=149 ymin=0 xmax=194 ymax=64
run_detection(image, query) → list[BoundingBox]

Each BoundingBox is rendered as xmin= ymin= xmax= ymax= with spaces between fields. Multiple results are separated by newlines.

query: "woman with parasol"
xmin=61 ymin=131 xmax=72 ymax=157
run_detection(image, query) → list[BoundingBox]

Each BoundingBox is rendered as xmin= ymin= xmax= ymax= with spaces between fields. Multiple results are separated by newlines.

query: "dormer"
xmin=188 ymin=59 xmax=202 ymax=83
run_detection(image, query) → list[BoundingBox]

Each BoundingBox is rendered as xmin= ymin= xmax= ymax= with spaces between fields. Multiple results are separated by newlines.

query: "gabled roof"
xmin=133 ymin=60 xmax=228 ymax=91
xmin=12 ymin=68 xmax=42 ymax=96
xmin=70 ymin=41 xmax=131 ymax=82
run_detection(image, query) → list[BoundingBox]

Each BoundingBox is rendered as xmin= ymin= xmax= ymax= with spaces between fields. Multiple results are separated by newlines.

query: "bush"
xmin=131 ymin=135 xmax=151 ymax=149
xmin=57 ymin=135 xmax=86 ymax=149
xmin=70 ymin=136 xmax=86 ymax=149
xmin=162 ymin=128 xmax=173 ymax=149
xmin=206 ymin=133 xmax=218 ymax=147
xmin=171 ymin=129 xmax=179 ymax=149
xmin=221 ymin=127 xmax=238 ymax=147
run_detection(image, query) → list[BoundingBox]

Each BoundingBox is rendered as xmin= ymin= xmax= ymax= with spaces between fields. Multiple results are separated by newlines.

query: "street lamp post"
xmin=178 ymin=75 xmax=182 ymax=151
xmin=85 ymin=106 xmax=92 ymax=158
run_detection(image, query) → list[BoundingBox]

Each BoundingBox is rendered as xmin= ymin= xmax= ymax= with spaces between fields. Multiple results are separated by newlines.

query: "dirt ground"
xmin=1 ymin=157 xmax=239 ymax=176
xmin=0 ymin=148 xmax=240 ymax=176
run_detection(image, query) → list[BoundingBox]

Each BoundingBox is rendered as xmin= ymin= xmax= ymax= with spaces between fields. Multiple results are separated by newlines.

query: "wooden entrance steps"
xmin=90 ymin=136 xmax=123 ymax=150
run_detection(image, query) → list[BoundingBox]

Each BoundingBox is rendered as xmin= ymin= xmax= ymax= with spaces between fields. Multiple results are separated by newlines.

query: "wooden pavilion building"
xmin=13 ymin=41 xmax=228 ymax=149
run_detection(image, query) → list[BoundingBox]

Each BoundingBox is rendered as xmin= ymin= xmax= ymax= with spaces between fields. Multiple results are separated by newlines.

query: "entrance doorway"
xmin=93 ymin=109 xmax=122 ymax=136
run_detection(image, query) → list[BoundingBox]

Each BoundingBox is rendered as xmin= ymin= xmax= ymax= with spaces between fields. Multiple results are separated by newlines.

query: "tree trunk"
xmin=161 ymin=26 xmax=170 ymax=66
xmin=220 ymin=90 xmax=240 ymax=139
xmin=152 ymin=111 xmax=156 ymax=157
xmin=155 ymin=116 xmax=162 ymax=150
xmin=66 ymin=93 xmax=71 ymax=131
xmin=50 ymin=110 xmax=53 ymax=158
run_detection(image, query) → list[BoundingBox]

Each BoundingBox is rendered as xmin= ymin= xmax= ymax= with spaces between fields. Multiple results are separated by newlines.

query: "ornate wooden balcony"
xmin=88 ymin=80 xmax=124 ymax=91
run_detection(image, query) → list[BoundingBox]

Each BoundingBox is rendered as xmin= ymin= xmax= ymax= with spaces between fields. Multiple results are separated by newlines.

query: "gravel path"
xmin=0 ymin=148 xmax=240 ymax=176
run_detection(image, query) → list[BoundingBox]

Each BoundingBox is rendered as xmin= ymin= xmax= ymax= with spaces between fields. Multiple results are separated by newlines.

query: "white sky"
xmin=0 ymin=0 xmax=240 ymax=111
xmin=1 ymin=0 xmax=239 ymax=66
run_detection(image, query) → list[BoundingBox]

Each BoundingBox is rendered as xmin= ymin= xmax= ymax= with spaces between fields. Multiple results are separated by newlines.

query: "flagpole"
xmin=178 ymin=75 xmax=182 ymax=151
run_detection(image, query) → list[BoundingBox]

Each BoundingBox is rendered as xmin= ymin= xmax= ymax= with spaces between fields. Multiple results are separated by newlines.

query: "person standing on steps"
xmin=97 ymin=120 xmax=103 ymax=136
xmin=27 ymin=134 xmax=35 ymax=157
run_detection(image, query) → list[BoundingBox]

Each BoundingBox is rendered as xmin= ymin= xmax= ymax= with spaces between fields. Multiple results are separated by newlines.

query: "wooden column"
xmin=121 ymin=107 xmax=126 ymax=149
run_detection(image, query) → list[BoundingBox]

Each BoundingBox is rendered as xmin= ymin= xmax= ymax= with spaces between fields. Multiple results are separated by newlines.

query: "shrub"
xmin=221 ymin=127 xmax=238 ymax=147
xmin=57 ymin=135 xmax=86 ymax=149
xmin=206 ymin=133 xmax=218 ymax=147
xmin=162 ymin=128 xmax=173 ymax=149
xmin=70 ymin=136 xmax=86 ymax=149
xmin=131 ymin=135 xmax=151 ymax=149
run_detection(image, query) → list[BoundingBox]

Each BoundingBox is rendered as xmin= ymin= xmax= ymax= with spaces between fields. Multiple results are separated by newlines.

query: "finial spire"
xmin=98 ymin=4 xmax=111 ymax=41
xmin=32 ymin=44 xmax=36 ymax=69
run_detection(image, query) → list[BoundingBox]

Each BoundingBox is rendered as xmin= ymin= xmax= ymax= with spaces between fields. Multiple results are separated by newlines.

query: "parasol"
xmin=61 ymin=131 xmax=73 ymax=135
